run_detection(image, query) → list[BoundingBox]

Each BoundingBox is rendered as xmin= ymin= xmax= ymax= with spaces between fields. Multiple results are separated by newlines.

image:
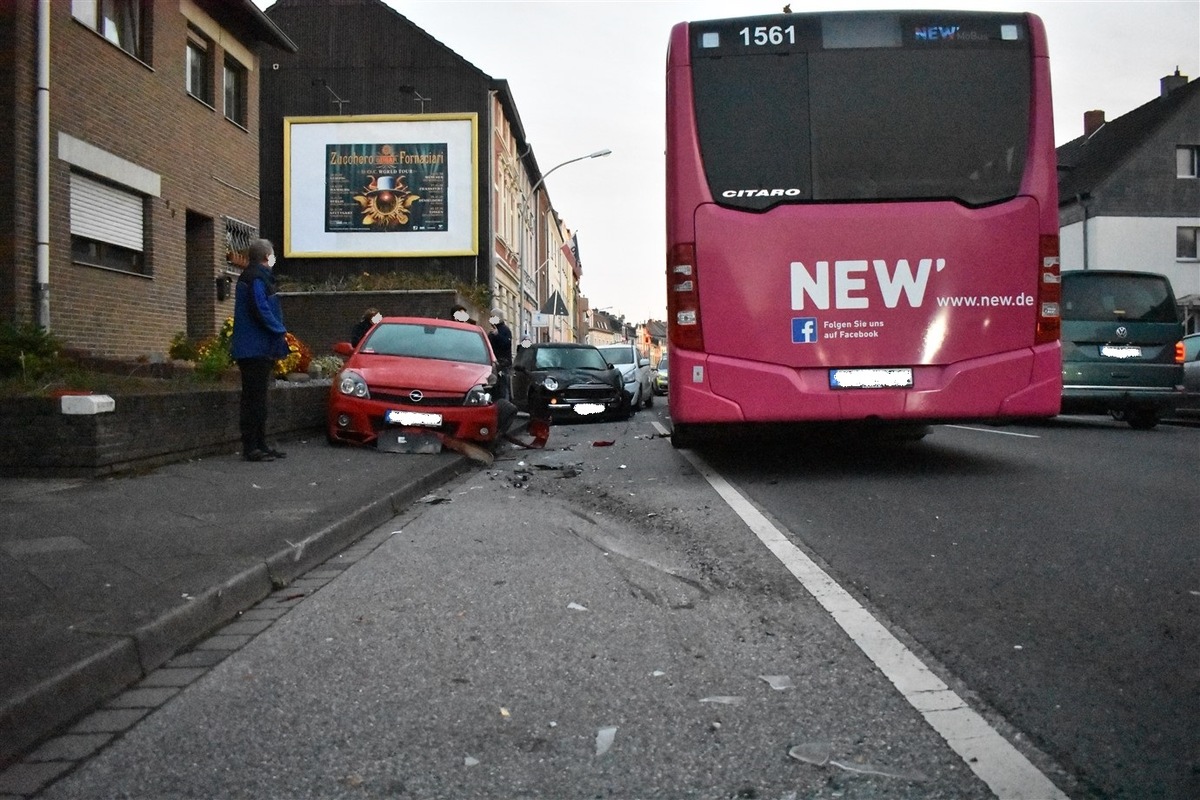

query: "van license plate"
xmin=1100 ymin=345 xmax=1141 ymax=359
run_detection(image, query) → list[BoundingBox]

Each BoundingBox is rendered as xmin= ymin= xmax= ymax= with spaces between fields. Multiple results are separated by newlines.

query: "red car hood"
xmin=349 ymin=354 xmax=493 ymax=393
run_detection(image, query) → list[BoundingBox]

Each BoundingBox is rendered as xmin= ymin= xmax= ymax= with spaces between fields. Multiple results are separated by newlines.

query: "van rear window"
xmin=1061 ymin=273 xmax=1180 ymax=323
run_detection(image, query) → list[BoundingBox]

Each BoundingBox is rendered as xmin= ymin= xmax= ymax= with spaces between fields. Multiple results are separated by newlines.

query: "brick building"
xmin=0 ymin=0 xmax=295 ymax=359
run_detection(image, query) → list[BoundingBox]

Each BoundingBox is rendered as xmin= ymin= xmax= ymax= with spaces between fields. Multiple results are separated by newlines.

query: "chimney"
xmin=1084 ymin=110 xmax=1106 ymax=137
xmin=1161 ymin=67 xmax=1188 ymax=97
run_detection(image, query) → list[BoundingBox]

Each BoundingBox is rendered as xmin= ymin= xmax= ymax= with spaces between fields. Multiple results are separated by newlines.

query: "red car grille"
xmin=370 ymin=390 xmax=464 ymax=407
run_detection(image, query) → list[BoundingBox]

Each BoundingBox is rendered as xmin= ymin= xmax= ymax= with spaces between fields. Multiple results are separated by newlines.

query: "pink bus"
xmin=665 ymin=10 xmax=1061 ymax=447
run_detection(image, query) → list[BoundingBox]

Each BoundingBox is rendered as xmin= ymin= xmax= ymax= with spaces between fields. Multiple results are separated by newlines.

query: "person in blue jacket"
xmin=230 ymin=238 xmax=290 ymax=462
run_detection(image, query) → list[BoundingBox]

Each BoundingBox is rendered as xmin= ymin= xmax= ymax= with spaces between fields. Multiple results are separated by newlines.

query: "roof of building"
xmin=213 ymin=0 xmax=298 ymax=52
xmin=1057 ymin=75 xmax=1198 ymax=203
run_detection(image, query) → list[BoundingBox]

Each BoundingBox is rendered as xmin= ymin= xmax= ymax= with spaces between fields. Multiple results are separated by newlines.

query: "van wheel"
xmin=1126 ymin=408 xmax=1159 ymax=430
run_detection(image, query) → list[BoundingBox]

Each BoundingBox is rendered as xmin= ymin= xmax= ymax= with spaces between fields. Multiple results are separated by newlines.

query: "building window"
xmin=186 ymin=28 xmax=213 ymax=105
xmin=71 ymin=0 xmax=145 ymax=61
xmin=1178 ymin=226 xmax=1199 ymax=260
xmin=70 ymin=172 xmax=148 ymax=276
xmin=223 ymin=216 xmax=257 ymax=268
xmin=1178 ymin=146 xmax=1199 ymax=179
xmin=224 ymin=57 xmax=248 ymax=127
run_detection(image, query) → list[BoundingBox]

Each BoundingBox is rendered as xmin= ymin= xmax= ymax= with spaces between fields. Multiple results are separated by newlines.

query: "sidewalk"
xmin=0 ymin=434 xmax=475 ymax=766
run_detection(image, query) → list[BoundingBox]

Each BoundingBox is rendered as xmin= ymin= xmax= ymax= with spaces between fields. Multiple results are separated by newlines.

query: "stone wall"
xmin=0 ymin=383 xmax=327 ymax=478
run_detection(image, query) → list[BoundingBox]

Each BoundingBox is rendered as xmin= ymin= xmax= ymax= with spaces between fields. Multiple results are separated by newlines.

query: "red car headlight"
xmin=464 ymin=384 xmax=493 ymax=406
xmin=338 ymin=370 xmax=370 ymax=398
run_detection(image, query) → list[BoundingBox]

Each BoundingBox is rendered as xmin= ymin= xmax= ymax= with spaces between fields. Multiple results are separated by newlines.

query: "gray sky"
xmin=274 ymin=1 xmax=1200 ymax=323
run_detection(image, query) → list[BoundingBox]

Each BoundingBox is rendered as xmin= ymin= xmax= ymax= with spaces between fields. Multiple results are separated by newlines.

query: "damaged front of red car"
xmin=326 ymin=318 xmax=501 ymax=450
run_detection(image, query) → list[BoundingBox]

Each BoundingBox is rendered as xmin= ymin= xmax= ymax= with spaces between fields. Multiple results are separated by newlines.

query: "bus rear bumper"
xmin=669 ymin=344 xmax=1061 ymax=424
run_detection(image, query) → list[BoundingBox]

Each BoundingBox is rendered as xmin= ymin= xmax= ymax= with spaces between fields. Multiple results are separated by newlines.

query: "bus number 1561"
xmin=738 ymin=25 xmax=796 ymax=46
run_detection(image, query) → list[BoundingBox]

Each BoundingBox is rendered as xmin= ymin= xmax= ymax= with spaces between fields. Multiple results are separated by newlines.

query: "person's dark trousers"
xmin=237 ymin=357 xmax=274 ymax=455
xmin=496 ymin=360 xmax=512 ymax=401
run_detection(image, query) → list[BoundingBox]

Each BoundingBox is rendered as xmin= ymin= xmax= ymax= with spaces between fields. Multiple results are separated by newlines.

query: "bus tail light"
xmin=668 ymin=243 xmax=703 ymax=351
xmin=1035 ymin=234 xmax=1060 ymax=344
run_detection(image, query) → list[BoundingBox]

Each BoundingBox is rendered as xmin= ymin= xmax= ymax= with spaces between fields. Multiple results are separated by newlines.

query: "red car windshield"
xmin=360 ymin=323 xmax=492 ymax=365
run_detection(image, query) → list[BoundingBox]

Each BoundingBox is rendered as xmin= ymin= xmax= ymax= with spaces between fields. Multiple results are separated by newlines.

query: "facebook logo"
xmin=792 ymin=317 xmax=817 ymax=344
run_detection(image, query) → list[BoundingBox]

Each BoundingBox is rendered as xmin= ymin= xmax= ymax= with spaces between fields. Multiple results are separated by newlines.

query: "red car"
xmin=328 ymin=317 xmax=500 ymax=449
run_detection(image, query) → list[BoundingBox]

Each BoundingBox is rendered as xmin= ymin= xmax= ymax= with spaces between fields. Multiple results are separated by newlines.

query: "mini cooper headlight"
xmin=338 ymin=370 xmax=370 ymax=398
xmin=464 ymin=385 xmax=493 ymax=406
xmin=542 ymin=376 xmax=559 ymax=391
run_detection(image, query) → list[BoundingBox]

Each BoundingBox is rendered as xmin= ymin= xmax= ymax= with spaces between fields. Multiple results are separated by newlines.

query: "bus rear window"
xmin=691 ymin=15 xmax=1031 ymax=210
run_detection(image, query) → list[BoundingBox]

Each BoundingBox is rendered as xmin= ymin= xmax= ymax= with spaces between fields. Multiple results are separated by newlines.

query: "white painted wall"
xmin=1060 ymin=215 xmax=1200 ymax=297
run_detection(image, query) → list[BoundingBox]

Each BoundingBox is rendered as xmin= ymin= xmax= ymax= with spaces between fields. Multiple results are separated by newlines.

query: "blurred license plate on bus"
xmin=829 ymin=368 xmax=913 ymax=389
xmin=386 ymin=410 xmax=443 ymax=427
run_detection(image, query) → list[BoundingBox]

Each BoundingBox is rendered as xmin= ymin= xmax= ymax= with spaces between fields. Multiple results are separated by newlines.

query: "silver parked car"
xmin=597 ymin=343 xmax=654 ymax=410
xmin=1176 ymin=333 xmax=1200 ymax=416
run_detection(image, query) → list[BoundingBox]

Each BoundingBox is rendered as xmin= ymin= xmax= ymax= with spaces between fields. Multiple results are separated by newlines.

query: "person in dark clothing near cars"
xmin=350 ymin=307 xmax=381 ymax=347
xmin=487 ymin=308 xmax=513 ymax=400
xmin=231 ymin=238 xmax=290 ymax=462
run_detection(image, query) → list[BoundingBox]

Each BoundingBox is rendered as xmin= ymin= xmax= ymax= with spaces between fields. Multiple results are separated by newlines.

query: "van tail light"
xmin=1035 ymin=234 xmax=1061 ymax=345
xmin=1175 ymin=341 xmax=1186 ymax=363
xmin=668 ymin=243 xmax=703 ymax=351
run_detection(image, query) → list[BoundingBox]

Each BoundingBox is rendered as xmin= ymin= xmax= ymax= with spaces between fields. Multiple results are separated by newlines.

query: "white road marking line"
xmin=651 ymin=421 xmax=1066 ymax=800
xmin=943 ymin=425 xmax=1041 ymax=438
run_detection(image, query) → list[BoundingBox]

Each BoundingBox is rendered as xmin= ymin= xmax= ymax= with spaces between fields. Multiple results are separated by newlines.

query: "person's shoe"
xmin=266 ymin=448 xmax=287 ymax=459
xmin=243 ymin=449 xmax=275 ymax=462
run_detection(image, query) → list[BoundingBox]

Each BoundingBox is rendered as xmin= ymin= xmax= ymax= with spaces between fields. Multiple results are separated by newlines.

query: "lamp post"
xmin=518 ymin=149 xmax=611 ymax=338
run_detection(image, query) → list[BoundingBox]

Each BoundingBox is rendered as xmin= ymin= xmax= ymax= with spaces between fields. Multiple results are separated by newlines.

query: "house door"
xmin=185 ymin=212 xmax=215 ymax=340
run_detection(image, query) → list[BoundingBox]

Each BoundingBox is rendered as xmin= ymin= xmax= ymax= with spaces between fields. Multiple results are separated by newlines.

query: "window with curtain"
xmin=224 ymin=57 xmax=248 ymax=127
xmin=186 ymin=27 xmax=213 ymax=105
xmin=71 ymin=0 xmax=145 ymax=61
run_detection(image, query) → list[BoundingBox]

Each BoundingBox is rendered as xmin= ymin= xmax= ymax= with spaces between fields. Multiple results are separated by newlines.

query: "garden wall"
xmin=0 ymin=383 xmax=327 ymax=478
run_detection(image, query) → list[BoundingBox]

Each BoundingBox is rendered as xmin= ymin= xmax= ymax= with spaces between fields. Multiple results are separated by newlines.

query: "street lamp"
xmin=518 ymin=149 xmax=611 ymax=338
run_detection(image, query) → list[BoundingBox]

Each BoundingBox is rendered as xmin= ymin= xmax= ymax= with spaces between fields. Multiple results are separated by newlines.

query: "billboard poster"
xmin=284 ymin=114 xmax=478 ymax=258
xmin=325 ymin=143 xmax=447 ymax=233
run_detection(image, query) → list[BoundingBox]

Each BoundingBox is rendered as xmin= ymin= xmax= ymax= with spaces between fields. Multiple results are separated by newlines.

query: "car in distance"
xmin=1059 ymin=270 xmax=1185 ymax=429
xmin=327 ymin=317 xmax=499 ymax=448
xmin=511 ymin=342 xmax=629 ymax=423
xmin=596 ymin=342 xmax=654 ymax=409
xmin=653 ymin=352 xmax=669 ymax=395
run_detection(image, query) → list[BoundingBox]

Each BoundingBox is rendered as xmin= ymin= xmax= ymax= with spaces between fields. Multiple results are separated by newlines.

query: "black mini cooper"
xmin=511 ymin=343 xmax=630 ymax=422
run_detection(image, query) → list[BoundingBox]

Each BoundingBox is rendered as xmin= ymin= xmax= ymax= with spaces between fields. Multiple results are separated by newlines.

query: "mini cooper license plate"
xmin=574 ymin=403 xmax=606 ymax=415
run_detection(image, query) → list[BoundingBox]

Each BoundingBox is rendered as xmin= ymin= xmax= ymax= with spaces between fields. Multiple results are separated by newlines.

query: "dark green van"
xmin=1060 ymin=270 xmax=1185 ymax=429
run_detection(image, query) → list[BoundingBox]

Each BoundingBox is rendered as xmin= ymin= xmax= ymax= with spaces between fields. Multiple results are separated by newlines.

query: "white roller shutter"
xmin=70 ymin=173 xmax=144 ymax=251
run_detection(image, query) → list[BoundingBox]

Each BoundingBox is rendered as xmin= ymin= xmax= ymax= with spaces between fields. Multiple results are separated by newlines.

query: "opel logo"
xmin=1115 ymin=326 xmax=1128 ymax=338
xmin=409 ymin=390 xmax=424 ymax=403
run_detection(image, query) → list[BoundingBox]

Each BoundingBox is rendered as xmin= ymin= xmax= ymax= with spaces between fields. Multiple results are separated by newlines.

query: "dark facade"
xmin=259 ymin=0 xmax=496 ymax=289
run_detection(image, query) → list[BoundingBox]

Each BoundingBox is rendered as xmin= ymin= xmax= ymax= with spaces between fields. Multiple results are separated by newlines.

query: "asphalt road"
xmin=22 ymin=408 xmax=1196 ymax=799
xmin=699 ymin=415 xmax=1200 ymax=800
xmin=32 ymin=414 xmax=1006 ymax=800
